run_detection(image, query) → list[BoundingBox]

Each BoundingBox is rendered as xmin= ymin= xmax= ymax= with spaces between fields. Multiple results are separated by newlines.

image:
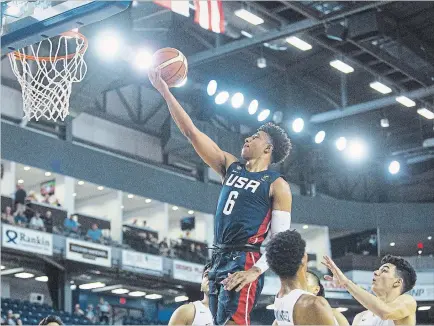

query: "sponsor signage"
xmin=2 ymin=225 xmax=53 ymax=256
xmin=65 ymin=238 xmax=112 ymax=267
xmin=122 ymin=250 xmax=163 ymax=274
xmin=173 ymin=260 xmax=204 ymax=283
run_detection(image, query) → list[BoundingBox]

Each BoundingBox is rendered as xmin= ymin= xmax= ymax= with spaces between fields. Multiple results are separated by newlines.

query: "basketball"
xmin=152 ymin=48 xmax=188 ymax=88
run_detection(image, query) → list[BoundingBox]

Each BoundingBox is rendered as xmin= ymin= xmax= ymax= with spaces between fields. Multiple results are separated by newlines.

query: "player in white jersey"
xmin=267 ymin=230 xmax=336 ymax=325
xmin=306 ymin=270 xmax=349 ymax=326
xmin=322 ymin=255 xmax=417 ymax=326
xmin=169 ymin=264 xmax=213 ymax=326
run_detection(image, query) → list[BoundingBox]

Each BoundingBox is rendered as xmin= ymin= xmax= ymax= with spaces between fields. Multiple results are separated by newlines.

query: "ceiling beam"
xmin=310 ymin=85 xmax=434 ymax=123
xmin=188 ymin=2 xmax=387 ymax=67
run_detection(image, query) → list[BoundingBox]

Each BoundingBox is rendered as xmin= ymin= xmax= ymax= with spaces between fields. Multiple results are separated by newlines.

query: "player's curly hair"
xmin=266 ymin=229 xmax=305 ymax=278
xmin=381 ymin=255 xmax=417 ymax=294
xmin=307 ymin=270 xmax=325 ymax=297
xmin=258 ymin=122 xmax=292 ymax=164
xmin=39 ymin=315 xmax=64 ymax=325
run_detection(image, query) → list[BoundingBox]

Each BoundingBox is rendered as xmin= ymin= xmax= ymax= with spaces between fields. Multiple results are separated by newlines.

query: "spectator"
xmin=14 ymin=185 xmax=26 ymax=207
xmin=63 ymin=215 xmax=78 ymax=233
xmin=26 ymin=191 xmax=38 ymax=202
xmin=29 ymin=213 xmax=45 ymax=231
xmin=44 ymin=211 xmax=53 ymax=233
xmin=2 ymin=206 xmax=15 ymax=224
xmin=73 ymin=304 xmax=84 ymax=317
xmin=85 ymin=305 xmax=96 ymax=324
xmin=97 ymin=297 xmax=111 ymax=325
xmin=6 ymin=310 xmax=17 ymax=325
xmin=42 ymin=194 xmax=51 ymax=205
xmin=13 ymin=205 xmax=27 ymax=226
xmin=86 ymin=223 xmax=102 ymax=242
xmin=38 ymin=315 xmax=63 ymax=325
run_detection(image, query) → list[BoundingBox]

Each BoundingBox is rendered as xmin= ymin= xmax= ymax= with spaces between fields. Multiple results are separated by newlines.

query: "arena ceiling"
xmin=2 ymin=1 xmax=434 ymax=203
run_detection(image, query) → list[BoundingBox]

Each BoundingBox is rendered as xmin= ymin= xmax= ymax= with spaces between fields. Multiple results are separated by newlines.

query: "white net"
xmin=8 ymin=32 xmax=88 ymax=121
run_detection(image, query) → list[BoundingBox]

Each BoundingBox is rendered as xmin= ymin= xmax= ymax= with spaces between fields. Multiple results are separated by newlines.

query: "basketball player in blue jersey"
xmin=149 ymin=68 xmax=293 ymax=325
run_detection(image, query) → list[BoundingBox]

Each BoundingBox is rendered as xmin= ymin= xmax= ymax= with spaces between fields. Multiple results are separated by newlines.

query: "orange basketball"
xmin=152 ymin=48 xmax=188 ymax=88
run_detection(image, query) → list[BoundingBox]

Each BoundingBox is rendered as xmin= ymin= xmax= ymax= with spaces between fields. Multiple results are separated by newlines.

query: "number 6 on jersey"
xmin=223 ymin=191 xmax=239 ymax=215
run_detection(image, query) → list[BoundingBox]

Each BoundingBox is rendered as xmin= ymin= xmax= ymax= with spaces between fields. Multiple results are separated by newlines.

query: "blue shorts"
xmin=208 ymin=250 xmax=264 ymax=325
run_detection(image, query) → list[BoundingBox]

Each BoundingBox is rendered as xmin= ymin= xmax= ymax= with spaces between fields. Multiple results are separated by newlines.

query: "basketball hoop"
xmin=8 ymin=31 xmax=88 ymax=121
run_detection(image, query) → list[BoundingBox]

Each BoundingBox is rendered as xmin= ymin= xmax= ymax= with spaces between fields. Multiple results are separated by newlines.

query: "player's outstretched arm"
xmin=168 ymin=303 xmax=194 ymax=326
xmin=294 ymin=296 xmax=336 ymax=325
xmin=149 ymin=68 xmax=237 ymax=177
xmin=333 ymin=309 xmax=350 ymax=326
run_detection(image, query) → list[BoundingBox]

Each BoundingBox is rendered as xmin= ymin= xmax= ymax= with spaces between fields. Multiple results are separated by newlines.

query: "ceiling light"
xmin=175 ymin=295 xmax=189 ymax=302
xmin=390 ymin=242 xmax=395 ymax=247
xmin=286 ymin=36 xmax=312 ymax=51
xmin=248 ymin=100 xmax=259 ymax=115
xmin=17 ymin=179 xmax=24 ymax=184
xmin=336 ymin=307 xmax=348 ymax=312
xmin=172 ymin=206 xmax=179 ymax=211
xmin=330 ymin=60 xmax=354 ymax=74
xmin=15 ymin=272 xmax=35 ymax=279
xmin=73 ymin=193 xmax=77 ymax=197
xmin=336 ymin=137 xmax=347 ymax=151
xmin=35 ymin=276 xmax=49 ymax=282
xmin=207 ymin=80 xmax=217 ymax=96
xmin=418 ymin=306 xmax=431 ymax=311
xmin=145 ymin=199 xmax=152 ymax=203
xmin=428 ymin=236 xmax=432 ymax=240
xmin=418 ymin=250 xmax=422 ymax=255
xmin=134 ymin=49 xmax=153 ymax=70
xmin=240 ymin=30 xmax=253 ymax=38
xmin=128 ymin=194 xmax=134 ymax=199
xmin=96 ymin=31 xmax=121 ymax=59
xmin=231 ymin=92 xmax=244 ymax=109
xmin=112 ymin=288 xmax=129 ymax=294
xmin=388 ymin=161 xmax=400 ymax=175
xmin=71 ymin=284 xmax=77 ymax=290
xmin=1 ymin=265 xmax=5 ymax=270
xmin=215 ymin=91 xmax=229 ymax=105
xmin=257 ymin=57 xmax=266 ymax=69
xmin=129 ymin=291 xmax=146 ymax=297
xmin=292 ymin=118 xmax=304 ymax=133
xmin=346 ymin=139 xmax=368 ymax=161
xmin=315 ymin=131 xmax=326 ymax=144
xmin=78 ymin=180 xmax=84 ymax=185
xmin=45 ymin=172 xmax=52 ymax=177
xmin=370 ymin=82 xmax=392 ymax=94
xmin=257 ymin=109 xmax=270 ymax=122
xmin=234 ymin=9 xmax=264 ymax=25
xmin=145 ymin=294 xmax=162 ymax=299
xmin=417 ymin=108 xmax=434 ymax=119
xmin=79 ymin=282 xmax=106 ymax=290
xmin=188 ymin=210 xmax=194 ymax=215
xmin=396 ymin=96 xmax=415 ymax=107
xmin=24 ymin=166 xmax=30 ymax=171
xmin=266 ymin=304 xmax=275 ymax=310
xmin=97 ymin=186 xmax=104 ymax=191
xmin=380 ymin=118 xmax=389 ymax=128
xmin=303 ymin=225 xmax=309 ymax=230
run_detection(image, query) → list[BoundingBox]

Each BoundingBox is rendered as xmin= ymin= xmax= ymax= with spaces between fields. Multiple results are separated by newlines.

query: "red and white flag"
xmin=194 ymin=0 xmax=225 ymax=34
xmin=153 ymin=0 xmax=190 ymax=17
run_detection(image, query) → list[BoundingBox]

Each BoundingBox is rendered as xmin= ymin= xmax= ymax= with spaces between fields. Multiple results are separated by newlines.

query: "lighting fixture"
xmin=330 ymin=60 xmax=354 ymax=74
xmin=234 ymin=9 xmax=264 ymax=25
xmin=370 ymin=82 xmax=392 ymax=94
xmin=286 ymin=36 xmax=312 ymax=51
xmin=396 ymin=96 xmax=415 ymax=107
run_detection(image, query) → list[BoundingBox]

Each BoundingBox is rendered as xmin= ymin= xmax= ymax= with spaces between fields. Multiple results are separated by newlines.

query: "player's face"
xmin=372 ymin=263 xmax=402 ymax=294
xmin=200 ymin=271 xmax=210 ymax=294
xmin=306 ymin=273 xmax=320 ymax=295
xmin=241 ymin=131 xmax=272 ymax=160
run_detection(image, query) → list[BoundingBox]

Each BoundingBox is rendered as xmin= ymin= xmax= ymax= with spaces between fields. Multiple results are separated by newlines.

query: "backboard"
xmin=1 ymin=0 xmax=131 ymax=53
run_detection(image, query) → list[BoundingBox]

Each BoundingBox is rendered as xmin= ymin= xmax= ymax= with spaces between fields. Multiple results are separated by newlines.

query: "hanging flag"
xmin=153 ymin=0 xmax=190 ymax=17
xmin=194 ymin=0 xmax=225 ymax=34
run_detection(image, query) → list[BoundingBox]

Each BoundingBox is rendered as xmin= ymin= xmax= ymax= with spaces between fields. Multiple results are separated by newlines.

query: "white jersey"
xmin=191 ymin=301 xmax=213 ymax=326
xmin=274 ymin=289 xmax=338 ymax=325
xmin=356 ymin=311 xmax=395 ymax=326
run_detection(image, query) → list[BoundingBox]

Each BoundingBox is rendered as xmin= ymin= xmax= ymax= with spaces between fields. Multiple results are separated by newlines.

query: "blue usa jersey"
xmin=214 ymin=162 xmax=282 ymax=245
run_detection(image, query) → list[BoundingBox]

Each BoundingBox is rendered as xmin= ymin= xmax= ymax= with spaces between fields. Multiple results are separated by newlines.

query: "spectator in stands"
xmin=30 ymin=213 xmax=45 ymax=231
xmin=44 ymin=211 xmax=53 ymax=233
xmin=63 ymin=214 xmax=78 ymax=234
xmin=85 ymin=305 xmax=96 ymax=324
xmin=13 ymin=205 xmax=27 ymax=226
xmin=14 ymin=184 xmax=26 ymax=207
xmin=97 ymin=297 xmax=111 ymax=325
xmin=26 ymin=191 xmax=38 ymax=202
xmin=86 ymin=223 xmax=102 ymax=242
xmin=1 ymin=206 xmax=15 ymax=224
xmin=73 ymin=304 xmax=84 ymax=317
xmin=39 ymin=315 xmax=63 ymax=325
xmin=42 ymin=194 xmax=51 ymax=205
xmin=6 ymin=310 xmax=19 ymax=325
xmin=159 ymin=237 xmax=169 ymax=256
